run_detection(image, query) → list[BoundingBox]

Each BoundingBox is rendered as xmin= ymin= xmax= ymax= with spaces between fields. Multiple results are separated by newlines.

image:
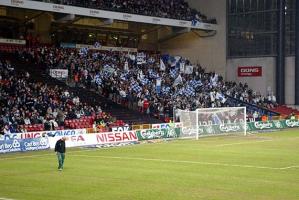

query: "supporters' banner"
xmin=48 ymin=131 xmax=138 ymax=148
xmin=0 ymin=38 xmax=26 ymax=45
xmin=75 ymin=44 xmax=137 ymax=52
xmin=238 ymin=66 xmax=262 ymax=77
xmin=0 ymin=137 xmax=50 ymax=154
xmin=136 ymin=128 xmax=181 ymax=140
xmin=50 ymin=69 xmax=68 ymax=79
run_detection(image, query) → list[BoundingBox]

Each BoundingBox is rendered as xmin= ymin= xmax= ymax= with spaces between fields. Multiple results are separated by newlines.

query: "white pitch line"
xmin=72 ymin=154 xmax=284 ymax=170
xmin=216 ymin=139 xmax=273 ymax=147
xmin=279 ymin=165 xmax=299 ymax=170
xmin=0 ymin=197 xmax=16 ymax=200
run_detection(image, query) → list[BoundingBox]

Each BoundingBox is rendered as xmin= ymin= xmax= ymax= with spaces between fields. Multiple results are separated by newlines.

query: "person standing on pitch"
xmin=55 ymin=137 xmax=66 ymax=171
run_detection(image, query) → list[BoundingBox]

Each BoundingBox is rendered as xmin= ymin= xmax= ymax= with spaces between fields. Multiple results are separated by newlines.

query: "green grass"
xmin=1 ymin=129 xmax=299 ymax=200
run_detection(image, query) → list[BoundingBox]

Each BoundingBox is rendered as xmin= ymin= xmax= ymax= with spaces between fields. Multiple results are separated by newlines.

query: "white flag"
xmin=124 ymin=61 xmax=129 ymax=71
xmin=160 ymin=59 xmax=166 ymax=71
xmin=173 ymin=74 xmax=183 ymax=87
xmin=180 ymin=62 xmax=185 ymax=73
xmin=156 ymin=78 xmax=162 ymax=87
xmin=185 ymin=65 xmax=193 ymax=74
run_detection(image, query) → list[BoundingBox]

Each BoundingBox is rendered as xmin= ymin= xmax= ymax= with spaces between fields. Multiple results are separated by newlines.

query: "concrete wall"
xmin=34 ymin=13 xmax=52 ymax=43
xmin=159 ymin=0 xmax=226 ymax=76
xmin=227 ymin=56 xmax=295 ymax=105
xmin=285 ymin=56 xmax=295 ymax=105
xmin=226 ymin=57 xmax=276 ymax=96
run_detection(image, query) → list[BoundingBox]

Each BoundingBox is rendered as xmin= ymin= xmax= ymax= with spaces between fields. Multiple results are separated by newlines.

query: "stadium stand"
xmin=10 ymin=46 xmax=284 ymax=123
xmin=32 ymin=0 xmax=215 ymax=23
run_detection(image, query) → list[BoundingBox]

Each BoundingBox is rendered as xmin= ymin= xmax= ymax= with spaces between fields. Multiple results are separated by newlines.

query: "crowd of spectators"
xmin=0 ymin=45 xmax=279 ymax=134
xmin=0 ymin=58 xmax=114 ymax=135
xmin=34 ymin=0 xmax=215 ymax=23
xmin=26 ymin=47 xmax=277 ymax=122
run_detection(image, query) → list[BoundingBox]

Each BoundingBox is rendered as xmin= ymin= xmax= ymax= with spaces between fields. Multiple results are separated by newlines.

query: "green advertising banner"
xmin=136 ymin=128 xmax=181 ymax=141
xmin=197 ymin=123 xmax=246 ymax=136
xmin=247 ymin=120 xmax=284 ymax=131
xmin=281 ymin=119 xmax=299 ymax=128
xmin=140 ymin=119 xmax=299 ymax=141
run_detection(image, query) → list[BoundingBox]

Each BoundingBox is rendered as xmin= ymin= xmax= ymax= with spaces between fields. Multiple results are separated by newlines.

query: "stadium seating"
xmin=271 ymin=105 xmax=299 ymax=116
xmin=0 ymin=57 xmax=117 ymax=134
xmin=31 ymin=0 xmax=213 ymax=23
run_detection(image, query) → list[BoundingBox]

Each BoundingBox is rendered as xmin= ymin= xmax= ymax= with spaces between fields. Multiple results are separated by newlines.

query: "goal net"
xmin=176 ymin=107 xmax=247 ymax=139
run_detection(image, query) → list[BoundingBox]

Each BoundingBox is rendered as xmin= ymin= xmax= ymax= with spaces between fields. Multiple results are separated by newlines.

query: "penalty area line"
xmin=72 ymin=154 xmax=285 ymax=170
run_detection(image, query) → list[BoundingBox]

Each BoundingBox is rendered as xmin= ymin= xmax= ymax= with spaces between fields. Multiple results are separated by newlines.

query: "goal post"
xmin=176 ymin=107 xmax=247 ymax=139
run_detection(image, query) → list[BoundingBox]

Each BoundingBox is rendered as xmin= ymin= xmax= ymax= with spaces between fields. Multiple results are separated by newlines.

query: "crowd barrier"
xmin=1 ymin=119 xmax=298 ymax=153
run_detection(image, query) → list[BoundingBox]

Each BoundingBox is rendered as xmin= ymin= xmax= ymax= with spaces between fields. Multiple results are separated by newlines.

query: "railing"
xmin=225 ymin=95 xmax=280 ymax=117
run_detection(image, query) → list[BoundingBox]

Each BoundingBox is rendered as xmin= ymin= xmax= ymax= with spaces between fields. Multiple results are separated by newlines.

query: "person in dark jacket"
xmin=55 ymin=137 xmax=66 ymax=171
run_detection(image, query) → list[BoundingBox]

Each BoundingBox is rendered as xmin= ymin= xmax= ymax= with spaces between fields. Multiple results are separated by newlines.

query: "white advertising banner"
xmin=0 ymin=129 xmax=87 ymax=141
xmin=1 ymin=0 xmax=217 ymax=31
xmin=152 ymin=123 xmax=182 ymax=129
xmin=48 ymin=131 xmax=138 ymax=149
xmin=75 ymin=44 xmax=137 ymax=52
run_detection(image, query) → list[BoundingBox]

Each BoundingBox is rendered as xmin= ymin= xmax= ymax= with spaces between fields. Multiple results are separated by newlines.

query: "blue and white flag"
xmin=94 ymin=42 xmax=101 ymax=48
xmin=95 ymin=74 xmax=102 ymax=85
xmin=184 ymin=86 xmax=196 ymax=97
xmin=170 ymin=68 xmax=178 ymax=78
xmin=79 ymin=47 xmax=89 ymax=57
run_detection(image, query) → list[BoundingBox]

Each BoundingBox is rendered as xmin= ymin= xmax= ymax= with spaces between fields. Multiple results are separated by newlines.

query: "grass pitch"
xmin=0 ymin=130 xmax=299 ymax=200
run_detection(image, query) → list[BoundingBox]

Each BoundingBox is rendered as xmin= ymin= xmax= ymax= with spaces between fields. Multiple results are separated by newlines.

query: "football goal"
xmin=176 ymin=107 xmax=247 ymax=139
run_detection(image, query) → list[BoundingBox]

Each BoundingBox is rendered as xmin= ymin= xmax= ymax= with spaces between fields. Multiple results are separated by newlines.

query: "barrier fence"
xmin=1 ymin=119 xmax=298 ymax=153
